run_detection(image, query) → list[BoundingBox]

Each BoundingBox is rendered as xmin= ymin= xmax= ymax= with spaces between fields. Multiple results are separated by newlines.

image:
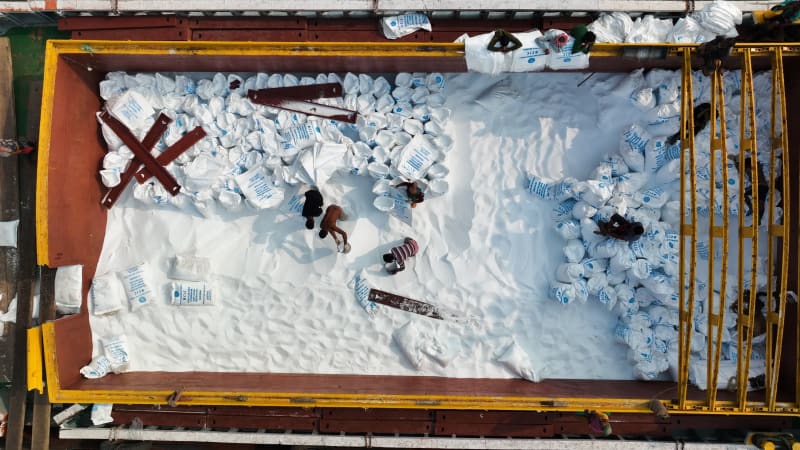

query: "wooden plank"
xmin=0 ymin=37 xmax=19 ymax=390
xmin=30 ymin=267 xmax=56 ymax=450
xmin=368 ymin=288 xmax=444 ymax=320
xmin=5 ymin=116 xmax=39 ymax=450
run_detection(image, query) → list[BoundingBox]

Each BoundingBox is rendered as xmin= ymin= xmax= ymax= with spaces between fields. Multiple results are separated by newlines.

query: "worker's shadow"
xmin=255 ymin=214 xmax=334 ymax=264
xmin=280 ymin=239 xmax=335 ymax=265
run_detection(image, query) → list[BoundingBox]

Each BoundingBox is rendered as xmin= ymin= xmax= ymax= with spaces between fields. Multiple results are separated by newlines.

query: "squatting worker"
xmin=319 ymin=204 xmax=350 ymax=253
xmin=382 ymin=237 xmax=419 ymax=275
xmin=302 ymin=187 xmax=324 ymax=230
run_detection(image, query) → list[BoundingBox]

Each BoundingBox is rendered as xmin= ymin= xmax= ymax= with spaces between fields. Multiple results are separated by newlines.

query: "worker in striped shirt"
xmin=382 ymin=237 xmax=419 ymax=275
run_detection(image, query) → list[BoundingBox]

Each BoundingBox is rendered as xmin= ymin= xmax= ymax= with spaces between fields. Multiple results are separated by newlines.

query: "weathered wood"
xmin=5 ymin=142 xmax=38 ymax=450
xmin=31 ymin=267 xmax=56 ymax=450
xmin=368 ymin=288 xmax=444 ymax=320
xmin=0 ymin=36 xmax=19 ymax=347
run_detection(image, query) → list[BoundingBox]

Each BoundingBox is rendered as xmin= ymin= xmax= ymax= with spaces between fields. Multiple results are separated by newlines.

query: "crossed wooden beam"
xmin=98 ymin=111 xmax=206 ymax=208
xmin=99 ymin=82 xmax=354 ymax=208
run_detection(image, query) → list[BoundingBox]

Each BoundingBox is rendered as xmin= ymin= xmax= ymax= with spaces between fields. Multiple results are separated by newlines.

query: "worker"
xmin=302 ymin=187 xmax=324 ymax=230
xmin=666 ymin=103 xmax=712 ymax=146
xmin=595 ymin=214 xmax=644 ymax=242
xmin=487 ymin=29 xmax=523 ymax=52
xmin=570 ymin=25 xmax=597 ymax=54
xmin=382 ymin=237 xmax=419 ymax=275
xmin=395 ymin=180 xmax=425 ymax=208
xmin=319 ymin=204 xmax=351 ymax=253
xmin=584 ymin=410 xmax=612 ymax=436
xmin=0 ymin=138 xmax=34 ymax=157
xmin=696 ymin=36 xmax=737 ymax=76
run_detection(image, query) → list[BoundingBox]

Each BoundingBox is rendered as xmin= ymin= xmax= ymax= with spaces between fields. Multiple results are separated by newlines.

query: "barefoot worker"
xmin=319 ymin=204 xmax=351 ymax=253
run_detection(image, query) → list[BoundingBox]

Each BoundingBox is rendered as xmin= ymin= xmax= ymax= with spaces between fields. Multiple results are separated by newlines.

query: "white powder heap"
xmin=86 ymin=69 xmax=773 ymax=385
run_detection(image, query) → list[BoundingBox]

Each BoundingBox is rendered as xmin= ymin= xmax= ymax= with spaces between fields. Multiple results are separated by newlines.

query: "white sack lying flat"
xmin=495 ymin=339 xmax=542 ymax=382
xmin=0 ymin=219 xmax=19 ymax=247
xmin=55 ymin=264 xmax=83 ymax=314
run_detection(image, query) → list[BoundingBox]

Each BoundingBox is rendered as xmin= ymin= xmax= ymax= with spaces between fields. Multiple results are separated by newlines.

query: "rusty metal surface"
xmin=135 ymin=126 xmax=205 ymax=183
xmin=101 ymin=113 xmax=172 ymax=208
xmin=103 ymin=405 xmax=794 ymax=438
xmin=59 ymin=15 xmax=185 ymax=30
xmin=54 ymin=15 xmax=595 ymax=44
xmin=368 ymin=288 xmax=445 ymax=320
xmin=248 ymin=83 xmax=343 ymax=102
xmin=98 ymin=111 xmax=180 ymax=196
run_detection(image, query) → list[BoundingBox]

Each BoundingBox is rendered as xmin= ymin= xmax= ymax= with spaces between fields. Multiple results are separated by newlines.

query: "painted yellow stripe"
xmin=41 ymin=321 xmax=62 ymax=403
xmin=35 ymin=41 xmax=59 ymax=266
xmin=27 ymin=326 xmax=44 ymax=394
xmin=44 ymin=40 xmax=800 ymax=58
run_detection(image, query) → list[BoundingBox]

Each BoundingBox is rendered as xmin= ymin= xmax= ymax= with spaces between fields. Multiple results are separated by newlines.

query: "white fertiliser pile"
xmin=80 ymin=68 xmax=777 ymax=389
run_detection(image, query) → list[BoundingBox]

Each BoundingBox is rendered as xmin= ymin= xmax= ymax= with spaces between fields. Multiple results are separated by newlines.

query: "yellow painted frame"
xmin=32 ymin=40 xmax=800 ymax=416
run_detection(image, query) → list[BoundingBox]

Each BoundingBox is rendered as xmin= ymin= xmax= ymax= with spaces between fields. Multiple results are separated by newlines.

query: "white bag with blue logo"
xmin=509 ymin=30 xmax=548 ymax=72
xmin=236 ymin=166 xmax=285 ymax=209
xmin=619 ymin=123 xmax=651 ymax=173
xmin=349 ymin=269 xmax=378 ymax=317
xmin=381 ymin=13 xmax=432 ymax=39
xmin=546 ymin=38 xmax=590 ymax=70
xmin=120 ymin=262 xmax=155 ymax=311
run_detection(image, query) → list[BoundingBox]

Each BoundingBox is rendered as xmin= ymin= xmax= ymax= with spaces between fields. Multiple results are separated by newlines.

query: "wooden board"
xmin=30 ymin=267 xmax=56 ymax=450
xmin=0 ymin=36 xmax=18 ymax=342
xmin=5 ymin=112 xmax=38 ymax=450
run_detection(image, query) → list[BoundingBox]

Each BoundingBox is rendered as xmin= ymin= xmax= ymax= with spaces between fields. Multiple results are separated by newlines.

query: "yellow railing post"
xmin=765 ymin=46 xmax=791 ymax=410
xmin=706 ymin=62 xmax=730 ymax=411
xmin=737 ymin=47 xmax=761 ymax=412
xmin=678 ymin=47 xmax=699 ymax=410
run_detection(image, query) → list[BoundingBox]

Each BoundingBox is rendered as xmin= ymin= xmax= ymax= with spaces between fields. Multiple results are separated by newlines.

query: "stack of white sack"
xmin=588 ymin=0 xmax=742 ymax=44
xmin=530 ymin=67 xmax=773 ymax=386
xmin=97 ymin=71 xmax=453 ymax=216
xmin=460 ymin=29 xmax=588 ymax=75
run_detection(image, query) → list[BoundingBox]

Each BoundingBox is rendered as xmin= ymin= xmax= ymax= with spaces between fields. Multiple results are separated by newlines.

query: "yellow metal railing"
xmin=765 ymin=46 xmax=791 ymax=411
xmin=706 ymin=59 xmax=731 ymax=410
xmin=737 ymin=47 xmax=761 ymax=412
xmin=677 ymin=45 xmax=793 ymax=414
xmin=678 ymin=47 xmax=699 ymax=411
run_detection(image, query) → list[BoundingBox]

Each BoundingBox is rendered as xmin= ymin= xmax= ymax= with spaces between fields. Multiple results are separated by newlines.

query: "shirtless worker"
xmin=319 ymin=204 xmax=351 ymax=253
